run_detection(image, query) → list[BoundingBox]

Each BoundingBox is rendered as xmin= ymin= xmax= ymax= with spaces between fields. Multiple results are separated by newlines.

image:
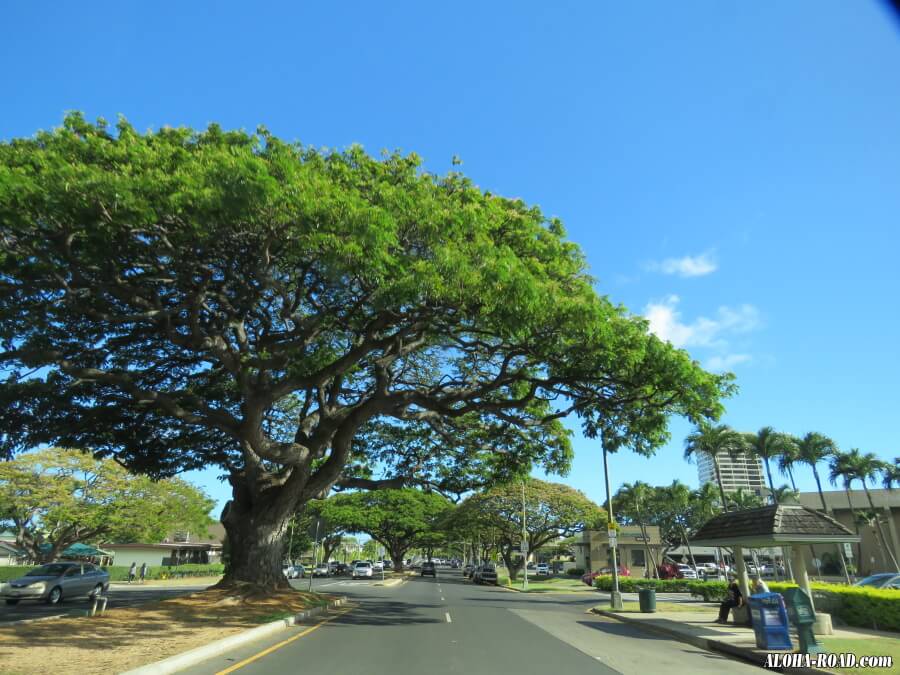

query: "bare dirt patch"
xmin=0 ymin=587 xmax=334 ymax=675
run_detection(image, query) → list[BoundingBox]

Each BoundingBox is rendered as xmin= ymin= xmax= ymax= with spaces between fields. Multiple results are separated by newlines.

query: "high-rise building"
xmin=697 ymin=451 xmax=766 ymax=495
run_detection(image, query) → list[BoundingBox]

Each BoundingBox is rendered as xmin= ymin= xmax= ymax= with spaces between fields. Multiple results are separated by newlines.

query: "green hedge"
xmin=592 ymin=575 xmax=729 ymax=601
xmin=768 ymin=581 xmax=900 ymax=633
xmin=566 ymin=567 xmax=585 ymax=576
xmin=0 ymin=563 xmax=224 ymax=583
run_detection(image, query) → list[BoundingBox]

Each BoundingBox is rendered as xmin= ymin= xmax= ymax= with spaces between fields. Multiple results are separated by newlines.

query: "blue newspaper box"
xmin=748 ymin=593 xmax=793 ymax=650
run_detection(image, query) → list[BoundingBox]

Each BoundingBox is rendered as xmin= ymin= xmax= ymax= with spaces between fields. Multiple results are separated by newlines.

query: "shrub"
xmin=592 ymin=576 xmax=729 ymax=601
xmin=0 ymin=566 xmax=37 ymax=582
xmin=104 ymin=563 xmax=225 ymax=581
xmin=768 ymin=581 xmax=900 ymax=633
xmin=566 ymin=568 xmax=585 ymax=576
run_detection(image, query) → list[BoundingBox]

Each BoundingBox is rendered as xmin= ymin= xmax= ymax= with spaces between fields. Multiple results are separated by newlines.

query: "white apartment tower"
xmin=697 ymin=451 xmax=766 ymax=495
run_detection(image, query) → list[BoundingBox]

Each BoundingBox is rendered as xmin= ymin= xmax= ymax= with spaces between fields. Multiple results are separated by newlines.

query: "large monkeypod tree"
xmin=0 ymin=115 xmax=730 ymax=591
xmin=321 ymin=488 xmax=451 ymax=571
xmin=451 ymin=478 xmax=606 ymax=581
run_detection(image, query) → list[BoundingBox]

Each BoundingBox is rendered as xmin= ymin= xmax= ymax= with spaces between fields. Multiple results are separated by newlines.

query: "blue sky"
xmin=3 ymin=1 xmax=899 ymax=515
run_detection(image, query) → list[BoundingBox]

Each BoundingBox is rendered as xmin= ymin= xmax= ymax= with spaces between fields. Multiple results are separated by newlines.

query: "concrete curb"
xmin=373 ymin=578 xmax=403 ymax=587
xmin=5 ymin=613 xmax=68 ymax=626
xmin=591 ymin=608 xmax=836 ymax=675
xmin=121 ymin=596 xmax=347 ymax=675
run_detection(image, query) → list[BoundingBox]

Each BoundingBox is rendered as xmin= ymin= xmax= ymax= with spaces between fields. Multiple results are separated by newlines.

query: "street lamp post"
xmin=602 ymin=441 xmax=623 ymax=610
xmin=308 ymin=518 xmax=320 ymax=592
xmin=522 ymin=480 xmax=529 ymax=590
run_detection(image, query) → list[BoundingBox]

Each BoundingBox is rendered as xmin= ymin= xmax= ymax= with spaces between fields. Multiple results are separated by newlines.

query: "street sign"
xmin=520 ymin=542 xmax=529 ymax=554
xmin=608 ymin=534 xmax=617 ymax=548
xmin=843 ymin=543 xmax=853 ymax=558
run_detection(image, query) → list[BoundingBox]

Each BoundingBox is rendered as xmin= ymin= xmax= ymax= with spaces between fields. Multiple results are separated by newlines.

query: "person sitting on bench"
xmin=716 ymin=573 xmax=744 ymax=623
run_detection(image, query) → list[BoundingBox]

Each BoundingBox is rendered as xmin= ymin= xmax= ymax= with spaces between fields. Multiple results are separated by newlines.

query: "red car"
xmin=581 ymin=566 xmax=631 ymax=586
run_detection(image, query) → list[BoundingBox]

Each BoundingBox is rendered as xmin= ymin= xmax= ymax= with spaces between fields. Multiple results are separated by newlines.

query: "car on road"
xmin=853 ymin=573 xmax=900 ymax=590
xmin=283 ymin=564 xmax=304 ymax=579
xmin=333 ymin=562 xmax=349 ymax=575
xmin=2 ymin=562 xmax=109 ymax=605
xmin=313 ymin=563 xmax=330 ymax=577
xmin=352 ymin=561 xmax=374 ymax=579
xmin=372 ymin=561 xmax=384 ymax=573
xmin=472 ymin=564 xmax=498 ymax=585
xmin=463 ymin=564 xmax=475 ymax=578
xmin=421 ymin=561 xmax=437 ymax=577
xmin=536 ymin=563 xmax=550 ymax=576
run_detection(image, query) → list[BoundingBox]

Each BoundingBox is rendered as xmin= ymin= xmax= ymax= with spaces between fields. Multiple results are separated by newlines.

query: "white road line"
xmin=441 ymin=596 xmax=445 ymax=601
xmin=445 ymin=612 xmax=452 ymax=623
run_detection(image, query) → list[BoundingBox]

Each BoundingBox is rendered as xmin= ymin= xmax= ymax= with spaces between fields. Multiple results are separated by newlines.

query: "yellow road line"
xmin=214 ymin=605 xmax=354 ymax=675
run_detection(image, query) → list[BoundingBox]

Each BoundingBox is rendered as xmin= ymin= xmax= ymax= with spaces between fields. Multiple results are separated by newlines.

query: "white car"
xmin=536 ymin=563 xmax=550 ymax=576
xmin=313 ymin=563 xmax=330 ymax=577
xmin=283 ymin=564 xmax=304 ymax=579
xmin=352 ymin=562 xmax=373 ymax=579
xmin=372 ymin=561 xmax=384 ymax=572
xmin=677 ymin=564 xmax=698 ymax=579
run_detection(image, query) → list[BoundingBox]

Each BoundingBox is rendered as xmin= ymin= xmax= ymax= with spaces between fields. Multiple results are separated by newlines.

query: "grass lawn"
xmin=599 ymin=601 xmax=719 ymax=614
xmin=504 ymin=576 xmax=593 ymax=593
xmin=818 ymin=637 xmax=900 ymax=675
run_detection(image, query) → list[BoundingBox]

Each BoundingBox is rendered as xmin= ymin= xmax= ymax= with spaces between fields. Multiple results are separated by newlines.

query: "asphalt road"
xmin=0 ymin=583 xmax=212 ymax=623
xmin=183 ymin=570 xmax=763 ymax=675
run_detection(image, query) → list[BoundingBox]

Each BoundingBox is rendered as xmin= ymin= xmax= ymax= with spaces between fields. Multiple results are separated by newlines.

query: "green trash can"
xmin=638 ymin=587 xmax=657 ymax=613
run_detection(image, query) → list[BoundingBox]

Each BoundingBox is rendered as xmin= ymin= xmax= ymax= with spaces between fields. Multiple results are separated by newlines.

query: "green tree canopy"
xmin=449 ymin=478 xmax=605 ymax=580
xmin=0 ymin=115 xmax=729 ymax=589
xmin=320 ymin=488 xmax=452 ymax=570
xmin=0 ymin=447 xmax=214 ymax=563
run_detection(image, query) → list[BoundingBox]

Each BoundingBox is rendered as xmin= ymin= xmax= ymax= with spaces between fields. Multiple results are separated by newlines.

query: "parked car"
xmin=463 ymin=564 xmax=475 ymax=578
xmin=581 ymin=571 xmax=600 ymax=586
xmin=2 ymin=562 xmax=109 ymax=605
xmin=283 ymin=564 xmax=304 ymax=579
xmin=536 ymin=563 xmax=550 ymax=576
xmin=372 ymin=561 xmax=384 ymax=573
xmin=677 ymin=564 xmax=698 ymax=579
xmin=334 ymin=562 xmax=349 ymax=575
xmin=450 ymin=560 xmax=460 ymax=569
xmin=382 ymin=559 xmax=393 ymax=570
xmin=421 ymin=561 xmax=437 ymax=577
xmin=352 ymin=561 xmax=373 ymax=579
xmin=854 ymin=573 xmax=900 ymax=590
xmin=313 ymin=563 xmax=330 ymax=577
xmin=599 ymin=565 xmax=631 ymax=577
xmin=472 ymin=564 xmax=498 ymax=585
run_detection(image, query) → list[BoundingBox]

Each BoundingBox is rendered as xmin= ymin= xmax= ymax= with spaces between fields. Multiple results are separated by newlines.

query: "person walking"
xmin=128 ymin=562 xmax=137 ymax=584
xmin=139 ymin=562 xmax=148 ymax=583
xmin=716 ymin=573 xmax=744 ymax=623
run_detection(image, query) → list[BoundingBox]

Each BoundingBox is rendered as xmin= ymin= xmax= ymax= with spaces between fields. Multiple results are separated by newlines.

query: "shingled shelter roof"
xmin=691 ymin=504 xmax=860 ymax=547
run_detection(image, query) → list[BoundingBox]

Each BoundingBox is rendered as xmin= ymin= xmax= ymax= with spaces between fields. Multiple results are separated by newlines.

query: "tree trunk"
xmin=861 ymin=485 xmax=900 ymax=572
xmin=391 ymin=552 xmax=405 ymax=572
xmin=844 ymin=486 xmax=863 ymax=566
xmin=813 ymin=468 xmax=851 ymax=582
xmin=712 ymin=455 xmax=729 ymax=510
xmin=787 ymin=467 xmax=797 ymax=492
xmin=217 ymin=478 xmax=297 ymax=593
xmin=764 ymin=457 xmax=777 ymax=504
xmin=677 ymin=520 xmax=698 ymax=572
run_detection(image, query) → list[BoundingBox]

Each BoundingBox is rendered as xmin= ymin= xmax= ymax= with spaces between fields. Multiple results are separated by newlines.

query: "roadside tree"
xmin=0 ymin=116 xmax=729 ymax=591
xmin=0 ymin=447 xmax=214 ymax=563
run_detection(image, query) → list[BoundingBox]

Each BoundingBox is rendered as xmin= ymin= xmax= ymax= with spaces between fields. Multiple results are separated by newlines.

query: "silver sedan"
xmin=2 ymin=562 xmax=110 ymax=605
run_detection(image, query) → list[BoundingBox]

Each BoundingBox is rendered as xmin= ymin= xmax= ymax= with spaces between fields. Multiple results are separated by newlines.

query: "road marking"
xmin=214 ymin=606 xmax=354 ymax=675
xmin=441 ymin=596 xmax=445 ymax=601
xmin=445 ymin=612 xmax=452 ymax=623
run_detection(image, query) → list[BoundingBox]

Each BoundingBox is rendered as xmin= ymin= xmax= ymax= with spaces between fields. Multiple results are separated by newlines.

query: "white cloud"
xmin=705 ymin=354 xmax=752 ymax=372
xmin=648 ymin=252 xmax=717 ymax=278
xmin=643 ymin=295 xmax=760 ymax=350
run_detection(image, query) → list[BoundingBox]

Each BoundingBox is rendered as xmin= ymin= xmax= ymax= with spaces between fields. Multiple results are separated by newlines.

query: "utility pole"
xmin=522 ymin=480 xmax=529 ymax=590
xmin=602 ymin=438 xmax=623 ymax=609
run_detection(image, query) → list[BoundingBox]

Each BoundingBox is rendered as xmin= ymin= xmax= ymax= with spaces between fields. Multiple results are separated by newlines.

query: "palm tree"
xmin=684 ymin=423 xmax=746 ymax=509
xmin=881 ymin=458 xmax=900 ymax=490
xmin=745 ymin=426 xmax=794 ymax=504
xmin=830 ymin=450 xmax=863 ymax=562
xmin=795 ymin=432 xmax=838 ymax=512
xmin=795 ymin=432 xmax=849 ymax=582
xmin=831 ymin=450 xmax=899 ymax=571
xmin=617 ymin=481 xmax=659 ymax=577
xmin=777 ymin=435 xmax=801 ymax=491
xmin=726 ymin=487 xmax=764 ymax=510
xmin=773 ymin=484 xmax=800 ymax=504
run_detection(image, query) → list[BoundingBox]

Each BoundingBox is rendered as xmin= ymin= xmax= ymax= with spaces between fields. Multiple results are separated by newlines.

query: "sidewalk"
xmin=591 ymin=602 xmax=896 ymax=675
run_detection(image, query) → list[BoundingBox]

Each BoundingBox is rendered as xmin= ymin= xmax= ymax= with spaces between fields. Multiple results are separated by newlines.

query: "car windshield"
xmin=26 ymin=564 xmax=71 ymax=576
xmin=356 ymin=562 xmax=371 ymax=568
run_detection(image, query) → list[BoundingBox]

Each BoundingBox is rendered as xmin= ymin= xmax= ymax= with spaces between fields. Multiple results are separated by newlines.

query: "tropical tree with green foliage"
xmin=614 ymin=481 xmax=660 ymax=576
xmin=882 ymin=458 xmax=900 ymax=490
xmin=0 ymin=115 xmax=729 ymax=591
xmin=725 ymin=487 xmax=765 ymax=510
xmin=794 ymin=432 xmax=839 ymax=511
xmin=319 ymin=489 xmax=451 ymax=571
xmin=0 ymin=447 xmax=214 ymax=563
xmin=745 ymin=426 xmax=797 ymax=504
xmin=450 ymin=479 xmax=605 ymax=581
xmin=683 ymin=423 xmax=746 ymax=508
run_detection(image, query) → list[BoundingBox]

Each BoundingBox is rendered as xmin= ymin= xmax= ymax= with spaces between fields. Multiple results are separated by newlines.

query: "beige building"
xmin=796 ymin=489 xmax=900 ymax=577
xmin=105 ymin=523 xmax=225 ymax=568
xmin=581 ymin=526 xmax=663 ymax=578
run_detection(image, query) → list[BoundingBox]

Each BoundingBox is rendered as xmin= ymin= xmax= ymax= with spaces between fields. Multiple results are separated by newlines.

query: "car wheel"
xmin=89 ymin=583 xmax=104 ymax=599
xmin=5 ymin=599 xmax=19 ymax=605
xmin=47 ymin=586 xmax=63 ymax=605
